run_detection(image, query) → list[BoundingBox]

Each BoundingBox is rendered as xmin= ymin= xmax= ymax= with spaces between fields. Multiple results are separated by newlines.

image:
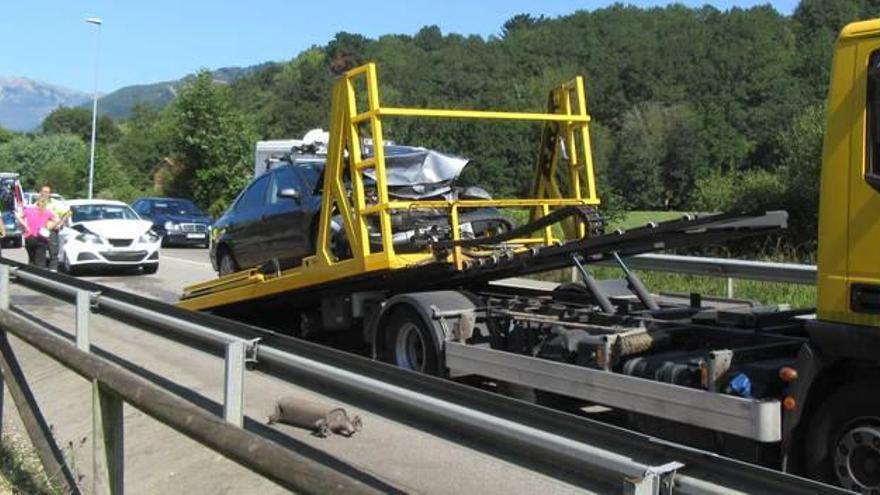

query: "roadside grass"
xmin=0 ymin=434 xmax=63 ymax=495
xmin=527 ymin=210 xmax=817 ymax=308
xmin=533 ymin=267 xmax=816 ymax=308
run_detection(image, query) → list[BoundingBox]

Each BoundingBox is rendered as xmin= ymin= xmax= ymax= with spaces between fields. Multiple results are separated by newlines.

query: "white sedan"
xmin=59 ymin=200 xmax=161 ymax=275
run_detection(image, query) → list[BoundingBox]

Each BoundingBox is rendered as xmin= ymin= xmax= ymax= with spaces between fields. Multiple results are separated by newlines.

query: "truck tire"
xmin=807 ymin=382 xmax=880 ymax=492
xmin=383 ymin=306 xmax=442 ymax=376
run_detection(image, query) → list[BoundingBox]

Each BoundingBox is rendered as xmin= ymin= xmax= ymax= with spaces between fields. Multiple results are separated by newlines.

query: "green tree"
xmin=112 ymin=103 xmax=173 ymax=184
xmin=166 ymin=71 xmax=256 ymax=216
xmin=793 ymin=0 xmax=880 ymax=101
xmin=0 ymin=134 xmax=86 ymax=192
xmin=611 ymin=103 xmax=707 ymax=209
xmin=776 ymin=104 xmax=826 ymax=251
xmin=501 ymin=14 xmax=547 ymax=38
xmin=42 ymin=106 xmax=121 ymax=143
xmin=0 ymin=127 xmax=14 ymax=144
xmin=326 ymin=32 xmax=369 ymax=74
xmin=255 ymin=50 xmax=333 ymax=138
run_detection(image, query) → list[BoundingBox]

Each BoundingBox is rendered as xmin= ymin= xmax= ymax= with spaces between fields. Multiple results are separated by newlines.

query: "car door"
xmin=230 ymin=174 xmax=271 ymax=269
xmin=264 ymin=166 xmax=311 ymax=268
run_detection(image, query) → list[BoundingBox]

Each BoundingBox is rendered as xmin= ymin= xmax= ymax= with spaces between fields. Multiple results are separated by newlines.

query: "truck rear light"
xmin=779 ymin=366 xmax=798 ymax=382
xmin=783 ymin=396 xmax=797 ymax=411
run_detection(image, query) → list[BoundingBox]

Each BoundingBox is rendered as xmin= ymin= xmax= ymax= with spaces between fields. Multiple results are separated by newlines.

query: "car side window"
xmin=296 ymin=163 xmax=322 ymax=194
xmin=238 ymin=175 xmax=271 ymax=212
xmin=867 ymin=50 xmax=880 ymax=191
xmin=268 ymin=167 xmax=298 ymax=206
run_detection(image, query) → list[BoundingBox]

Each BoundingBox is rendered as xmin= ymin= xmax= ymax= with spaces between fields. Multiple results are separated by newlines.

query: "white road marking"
xmin=161 ymin=255 xmax=213 ymax=268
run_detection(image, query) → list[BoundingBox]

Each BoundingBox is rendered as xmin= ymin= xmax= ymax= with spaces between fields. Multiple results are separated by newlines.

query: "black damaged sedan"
xmin=210 ymin=146 xmax=513 ymax=276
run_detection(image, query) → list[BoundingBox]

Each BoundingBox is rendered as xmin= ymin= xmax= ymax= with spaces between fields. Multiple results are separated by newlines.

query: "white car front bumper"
xmin=63 ymin=238 xmax=161 ymax=267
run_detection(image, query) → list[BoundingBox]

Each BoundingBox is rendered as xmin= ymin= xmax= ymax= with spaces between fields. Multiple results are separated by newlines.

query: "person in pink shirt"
xmin=16 ymin=198 xmax=58 ymax=267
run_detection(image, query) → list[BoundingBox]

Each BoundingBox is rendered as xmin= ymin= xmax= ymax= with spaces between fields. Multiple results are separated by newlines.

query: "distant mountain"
xmin=0 ymin=77 xmax=91 ymax=131
xmin=94 ymin=63 xmax=274 ymax=120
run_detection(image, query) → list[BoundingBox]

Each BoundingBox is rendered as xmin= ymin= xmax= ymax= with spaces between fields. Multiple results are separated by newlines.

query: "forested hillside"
xmin=1 ymin=0 xmax=877 ymax=258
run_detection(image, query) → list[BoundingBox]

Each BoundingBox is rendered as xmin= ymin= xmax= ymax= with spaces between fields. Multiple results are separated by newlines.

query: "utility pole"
xmin=86 ymin=16 xmax=102 ymax=199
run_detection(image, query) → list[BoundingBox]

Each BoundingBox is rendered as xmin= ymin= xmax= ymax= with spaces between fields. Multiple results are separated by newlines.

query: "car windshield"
xmin=152 ymin=200 xmax=203 ymax=216
xmin=71 ymin=204 xmax=139 ymax=222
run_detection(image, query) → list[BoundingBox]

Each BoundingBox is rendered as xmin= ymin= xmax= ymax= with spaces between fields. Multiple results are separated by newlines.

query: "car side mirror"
xmin=278 ymin=188 xmax=300 ymax=200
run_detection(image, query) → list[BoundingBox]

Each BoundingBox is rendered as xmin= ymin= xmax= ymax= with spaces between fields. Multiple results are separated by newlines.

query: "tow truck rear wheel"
xmin=808 ymin=382 xmax=880 ymax=492
xmin=383 ymin=307 xmax=441 ymax=376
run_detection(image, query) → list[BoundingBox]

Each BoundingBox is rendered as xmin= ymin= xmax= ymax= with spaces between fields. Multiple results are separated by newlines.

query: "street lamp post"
xmin=85 ymin=16 xmax=102 ymax=199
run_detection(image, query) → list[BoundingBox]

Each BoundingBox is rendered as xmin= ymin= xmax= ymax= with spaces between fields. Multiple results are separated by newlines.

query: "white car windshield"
xmin=71 ymin=204 xmax=139 ymax=222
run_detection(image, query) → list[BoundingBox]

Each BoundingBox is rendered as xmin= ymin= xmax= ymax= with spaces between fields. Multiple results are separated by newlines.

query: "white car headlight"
xmin=164 ymin=221 xmax=180 ymax=232
xmin=138 ymin=230 xmax=161 ymax=244
xmin=75 ymin=232 xmax=105 ymax=244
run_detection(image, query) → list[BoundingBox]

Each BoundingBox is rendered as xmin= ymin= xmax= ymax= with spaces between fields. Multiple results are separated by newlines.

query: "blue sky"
xmin=1 ymin=1 xmax=798 ymax=93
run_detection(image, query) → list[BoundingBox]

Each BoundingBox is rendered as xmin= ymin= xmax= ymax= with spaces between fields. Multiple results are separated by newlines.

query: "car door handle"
xmin=852 ymin=283 xmax=880 ymax=314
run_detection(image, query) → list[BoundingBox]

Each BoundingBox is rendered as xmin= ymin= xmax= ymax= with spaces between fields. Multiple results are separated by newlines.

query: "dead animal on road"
xmin=268 ymin=396 xmax=362 ymax=437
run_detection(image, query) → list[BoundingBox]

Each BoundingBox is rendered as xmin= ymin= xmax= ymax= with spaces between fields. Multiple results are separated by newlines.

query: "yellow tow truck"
xmin=179 ymin=19 xmax=880 ymax=491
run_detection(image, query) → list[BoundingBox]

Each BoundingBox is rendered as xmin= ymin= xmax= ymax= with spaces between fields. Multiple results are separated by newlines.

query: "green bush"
xmin=693 ymin=168 xmax=786 ymax=214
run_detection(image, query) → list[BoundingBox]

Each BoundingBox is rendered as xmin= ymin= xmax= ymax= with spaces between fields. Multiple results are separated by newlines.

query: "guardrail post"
xmin=726 ymin=277 xmax=735 ymax=298
xmin=223 ymin=341 xmax=245 ymax=427
xmin=0 ymin=331 xmax=80 ymax=493
xmin=0 ymin=264 xmax=10 ymax=311
xmin=0 ymin=265 xmax=8 ymax=434
xmin=76 ymin=291 xmax=91 ymax=352
xmin=93 ymin=381 xmax=124 ymax=495
xmin=623 ymin=461 xmax=683 ymax=495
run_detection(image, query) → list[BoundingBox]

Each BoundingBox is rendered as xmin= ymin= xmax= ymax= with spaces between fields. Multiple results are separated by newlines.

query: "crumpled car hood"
xmin=361 ymin=145 xmax=469 ymax=199
xmin=69 ymin=220 xmax=153 ymax=240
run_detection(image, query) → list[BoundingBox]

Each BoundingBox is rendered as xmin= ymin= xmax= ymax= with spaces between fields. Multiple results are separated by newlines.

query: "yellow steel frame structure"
xmin=179 ymin=63 xmax=599 ymax=310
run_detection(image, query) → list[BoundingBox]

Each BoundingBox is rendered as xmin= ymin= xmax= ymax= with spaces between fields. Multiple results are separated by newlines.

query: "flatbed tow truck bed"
xmin=180 ymin=209 xmax=787 ymax=313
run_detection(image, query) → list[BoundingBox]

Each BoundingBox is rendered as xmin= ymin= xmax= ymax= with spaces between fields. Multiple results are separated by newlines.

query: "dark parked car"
xmin=210 ymin=147 xmax=513 ymax=276
xmin=131 ymin=197 xmax=212 ymax=247
xmin=0 ymin=173 xmax=24 ymax=248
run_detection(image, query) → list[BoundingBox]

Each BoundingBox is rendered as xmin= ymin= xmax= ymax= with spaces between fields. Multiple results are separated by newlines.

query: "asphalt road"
xmin=0 ymin=246 xmax=605 ymax=494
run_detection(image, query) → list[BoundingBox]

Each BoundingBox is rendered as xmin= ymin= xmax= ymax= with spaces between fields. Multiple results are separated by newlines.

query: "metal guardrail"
xmin=0 ymin=310 xmax=375 ymax=494
xmin=0 ymin=259 xmax=844 ymax=495
xmin=0 ymin=264 xmax=379 ymax=495
xmin=619 ymin=253 xmax=817 ymax=285
xmin=595 ymin=253 xmax=817 ymax=299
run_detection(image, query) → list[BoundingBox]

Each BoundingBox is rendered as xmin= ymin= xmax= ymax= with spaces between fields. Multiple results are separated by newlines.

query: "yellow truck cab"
xmin=786 ymin=17 xmax=880 ymax=487
xmin=818 ymin=18 xmax=880 ymax=326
